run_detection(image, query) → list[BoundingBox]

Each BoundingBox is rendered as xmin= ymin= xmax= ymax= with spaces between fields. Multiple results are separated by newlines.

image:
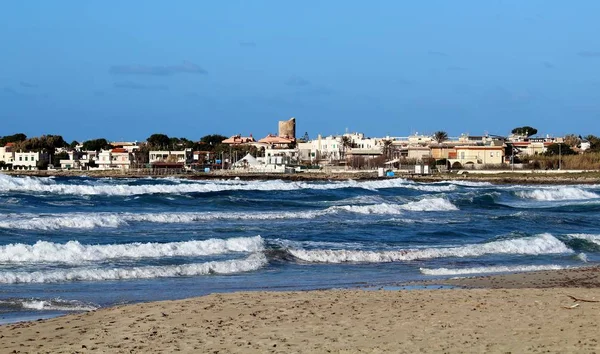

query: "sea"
xmin=0 ymin=173 xmax=598 ymax=323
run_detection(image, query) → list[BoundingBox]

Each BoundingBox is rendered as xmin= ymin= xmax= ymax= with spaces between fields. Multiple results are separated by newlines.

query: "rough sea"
xmin=0 ymin=174 xmax=598 ymax=323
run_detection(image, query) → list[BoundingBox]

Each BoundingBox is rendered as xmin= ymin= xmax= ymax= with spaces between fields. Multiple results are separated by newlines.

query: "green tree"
xmin=511 ymin=126 xmax=538 ymax=137
xmin=544 ymin=143 xmax=577 ymax=156
xmin=433 ymin=131 xmax=448 ymax=144
xmin=52 ymin=152 xmax=69 ymax=167
xmin=585 ymin=135 xmax=600 ymax=152
xmin=147 ymin=134 xmax=170 ymax=148
xmin=82 ymin=138 xmax=110 ymax=152
xmin=200 ymin=134 xmax=228 ymax=146
xmin=69 ymin=140 xmax=80 ymax=149
xmin=0 ymin=133 xmax=27 ymax=146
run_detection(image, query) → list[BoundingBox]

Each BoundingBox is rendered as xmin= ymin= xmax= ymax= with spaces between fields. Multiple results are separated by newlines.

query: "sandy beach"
xmin=1 ymin=267 xmax=598 ymax=353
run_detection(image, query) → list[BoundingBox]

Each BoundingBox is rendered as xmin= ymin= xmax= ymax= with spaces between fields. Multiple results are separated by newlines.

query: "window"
xmin=25 ymin=156 xmax=28 ymax=161
xmin=19 ymin=156 xmax=22 ymax=161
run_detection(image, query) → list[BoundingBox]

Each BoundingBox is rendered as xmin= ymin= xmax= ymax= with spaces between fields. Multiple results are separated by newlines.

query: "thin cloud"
xmin=20 ymin=81 xmax=38 ymax=88
xmin=285 ymin=75 xmax=311 ymax=87
xmin=543 ymin=61 xmax=554 ymax=69
xmin=109 ymin=61 xmax=207 ymax=76
xmin=578 ymin=51 xmax=600 ymax=58
xmin=2 ymin=87 xmax=35 ymax=99
xmin=239 ymin=41 xmax=257 ymax=47
xmin=113 ymin=81 xmax=169 ymax=90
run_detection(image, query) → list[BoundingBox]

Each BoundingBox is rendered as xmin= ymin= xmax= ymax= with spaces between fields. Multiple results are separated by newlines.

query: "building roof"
xmin=111 ymin=148 xmax=128 ymax=153
xmin=258 ymin=134 xmax=294 ymax=144
xmin=222 ymin=135 xmax=256 ymax=144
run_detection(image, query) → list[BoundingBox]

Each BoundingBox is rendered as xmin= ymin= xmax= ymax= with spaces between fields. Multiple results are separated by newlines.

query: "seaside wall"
xmin=278 ymin=117 xmax=296 ymax=139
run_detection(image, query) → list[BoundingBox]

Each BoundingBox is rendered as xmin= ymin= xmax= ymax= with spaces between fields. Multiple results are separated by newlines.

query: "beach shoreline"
xmin=3 ymin=169 xmax=600 ymax=185
xmin=1 ymin=267 xmax=598 ymax=353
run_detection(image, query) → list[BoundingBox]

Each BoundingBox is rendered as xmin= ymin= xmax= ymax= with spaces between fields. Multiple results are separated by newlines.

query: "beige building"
xmin=448 ymin=146 xmax=505 ymax=168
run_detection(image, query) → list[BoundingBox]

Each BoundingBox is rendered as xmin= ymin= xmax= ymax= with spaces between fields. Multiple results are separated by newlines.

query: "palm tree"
xmin=341 ymin=136 xmax=352 ymax=158
xmin=382 ymin=139 xmax=393 ymax=160
xmin=433 ymin=131 xmax=448 ymax=144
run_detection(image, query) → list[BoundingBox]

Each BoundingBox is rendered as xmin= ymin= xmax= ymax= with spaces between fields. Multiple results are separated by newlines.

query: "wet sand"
xmin=1 ymin=267 xmax=598 ymax=353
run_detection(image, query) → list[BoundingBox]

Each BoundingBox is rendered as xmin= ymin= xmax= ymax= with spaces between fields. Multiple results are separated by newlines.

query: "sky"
xmin=1 ymin=0 xmax=599 ymax=142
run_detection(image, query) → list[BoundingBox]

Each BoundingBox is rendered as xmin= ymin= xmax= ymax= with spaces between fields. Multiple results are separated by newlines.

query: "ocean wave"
xmin=0 ymin=298 xmax=98 ymax=311
xmin=419 ymin=264 xmax=569 ymax=276
xmin=0 ymin=236 xmax=264 ymax=263
xmin=327 ymin=198 xmax=458 ymax=214
xmin=516 ymin=187 xmax=599 ymax=201
xmin=288 ymin=233 xmax=572 ymax=263
xmin=0 ymin=253 xmax=267 ymax=284
xmin=567 ymin=234 xmax=600 ymax=246
xmin=0 ymin=174 xmax=458 ymax=196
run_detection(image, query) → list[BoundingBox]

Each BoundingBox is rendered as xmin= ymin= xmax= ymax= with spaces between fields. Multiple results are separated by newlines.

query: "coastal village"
xmin=0 ymin=117 xmax=593 ymax=174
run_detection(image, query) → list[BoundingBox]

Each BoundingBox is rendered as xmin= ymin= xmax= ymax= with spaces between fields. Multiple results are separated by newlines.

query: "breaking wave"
xmin=0 ymin=174 xmax=459 ymax=196
xmin=0 ymin=298 xmax=98 ymax=311
xmin=327 ymin=198 xmax=458 ymax=214
xmin=0 ymin=236 xmax=264 ymax=263
xmin=288 ymin=234 xmax=572 ymax=263
xmin=567 ymin=234 xmax=600 ymax=246
xmin=0 ymin=253 xmax=267 ymax=284
xmin=0 ymin=199 xmax=458 ymax=230
xmin=516 ymin=187 xmax=599 ymax=201
xmin=419 ymin=264 xmax=569 ymax=276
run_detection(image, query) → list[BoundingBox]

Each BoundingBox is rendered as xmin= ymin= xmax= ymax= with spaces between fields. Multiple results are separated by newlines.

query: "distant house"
xmin=447 ymin=146 xmax=505 ymax=169
xmin=222 ymin=135 xmax=256 ymax=145
xmin=149 ymin=149 xmax=192 ymax=169
xmin=13 ymin=151 xmax=49 ymax=170
xmin=0 ymin=144 xmax=15 ymax=168
xmin=258 ymin=134 xmax=294 ymax=148
xmin=94 ymin=148 xmax=133 ymax=170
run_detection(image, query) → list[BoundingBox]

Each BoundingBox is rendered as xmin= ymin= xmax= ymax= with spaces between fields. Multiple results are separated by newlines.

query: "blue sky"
xmin=1 ymin=1 xmax=599 ymax=142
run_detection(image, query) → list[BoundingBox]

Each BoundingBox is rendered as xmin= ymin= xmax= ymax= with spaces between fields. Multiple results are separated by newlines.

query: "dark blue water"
xmin=0 ymin=174 xmax=598 ymax=322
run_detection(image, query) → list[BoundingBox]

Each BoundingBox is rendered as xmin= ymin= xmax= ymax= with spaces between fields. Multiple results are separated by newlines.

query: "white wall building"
xmin=13 ymin=151 xmax=49 ymax=170
xmin=0 ymin=146 xmax=15 ymax=166
xmin=93 ymin=149 xmax=132 ymax=170
xmin=149 ymin=150 xmax=191 ymax=164
xmin=298 ymin=135 xmax=343 ymax=163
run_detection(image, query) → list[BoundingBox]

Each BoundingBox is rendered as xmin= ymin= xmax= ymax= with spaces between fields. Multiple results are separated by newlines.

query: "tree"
xmin=147 ymin=134 xmax=170 ymax=148
xmin=53 ymin=152 xmax=69 ymax=167
xmin=511 ymin=126 xmax=538 ymax=137
xmin=82 ymin=138 xmax=110 ymax=152
xmin=0 ymin=133 xmax=27 ymax=146
xmin=14 ymin=135 xmax=67 ymax=154
xmin=382 ymin=139 xmax=393 ymax=159
xmin=433 ymin=131 xmax=448 ymax=144
xmin=585 ymin=135 xmax=600 ymax=152
xmin=341 ymin=136 xmax=352 ymax=160
xmin=200 ymin=134 xmax=228 ymax=146
xmin=563 ymin=134 xmax=580 ymax=147
xmin=69 ymin=140 xmax=80 ymax=149
xmin=544 ymin=143 xmax=577 ymax=156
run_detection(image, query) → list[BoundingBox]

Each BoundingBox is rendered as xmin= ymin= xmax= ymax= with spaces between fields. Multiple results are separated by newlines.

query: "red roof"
xmin=258 ymin=134 xmax=294 ymax=144
xmin=111 ymin=148 xmax=128 ymax=153
xmin=5 ymin=142 xmax=15 ymax=147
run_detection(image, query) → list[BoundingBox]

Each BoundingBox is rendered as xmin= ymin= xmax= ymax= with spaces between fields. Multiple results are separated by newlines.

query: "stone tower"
xmin=278 ymin=117 xmax=296 ymax=139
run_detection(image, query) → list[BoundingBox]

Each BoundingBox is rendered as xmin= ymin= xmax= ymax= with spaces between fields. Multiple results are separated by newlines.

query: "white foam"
xmin=0 ymin=236 xmax=264 ymax=263
xmin=419 ymin=264 xmax=569 ymax=276
xmin=327 ymin=198 xmax=458 ymax=215
xmin=288 ymin=234 xmax=572 ymax=263
xmin=516 ymin=187 xmax=599 ymax=201
xmin=567 ymin=234 xmax=600 ymax=246
xmin=0 ymin=253 xmax=267 ymax=283
xmin=0 ymin=298 xmax=98 ymax=311
xmin=0 ymin=174 xmax=458 ymax=196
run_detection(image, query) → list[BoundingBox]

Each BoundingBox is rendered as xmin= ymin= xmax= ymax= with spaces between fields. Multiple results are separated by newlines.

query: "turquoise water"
xmin=0 ymin=174 xmax=597 ymax=322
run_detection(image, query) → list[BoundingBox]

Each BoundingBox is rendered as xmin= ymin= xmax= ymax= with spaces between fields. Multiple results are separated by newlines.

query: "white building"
xmin=93 ymin=149 xmax=132 ymax=170
xmin=298 ymin=135 xmax=343 ymax=163
xmin=0 ymin=145 xmax=15 ymax=167
xmin=149 ymin=150 xmax=191 ymax=164
xmin=13 ymin=151 xmax=49 ymax=170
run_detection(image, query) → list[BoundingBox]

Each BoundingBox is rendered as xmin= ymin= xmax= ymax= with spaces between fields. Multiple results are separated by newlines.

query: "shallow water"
xmin=0 ymin=174 xmax=597 ymax=322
